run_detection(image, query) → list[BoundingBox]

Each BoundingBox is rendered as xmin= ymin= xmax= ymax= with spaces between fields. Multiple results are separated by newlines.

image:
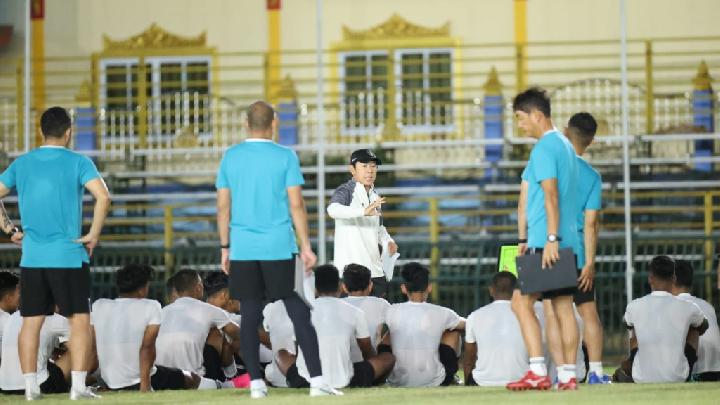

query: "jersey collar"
xmin=245 ymin=138 xmax=273 ymax=143
xmin=650 ymin=290 xmax=673 ymax=297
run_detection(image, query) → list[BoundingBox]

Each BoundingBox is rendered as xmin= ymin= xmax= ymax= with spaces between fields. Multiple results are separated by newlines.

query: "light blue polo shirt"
xmin=575 ymin=156 xmax=602 ymax=268
xmin=216 ymin=139 xmax=304 ymax=260
xmin=521 ymin=130 xmax=580 ymax=265
xmin=0 ymin=146 xmax=100 ymax=268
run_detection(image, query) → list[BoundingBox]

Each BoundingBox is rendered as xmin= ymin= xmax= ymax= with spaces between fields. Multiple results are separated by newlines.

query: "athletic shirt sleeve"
xmin=285 ymin=150 xmax=304 ymax=188
xmin=354 ymin=308 xmax=370 ymax=339
xmin=530 ymin=138 xmax=557 ymax=183
xmin=442 ymin=307 xmax=462 ymax=331
xmin=78 ymin=155 xmax=101 ymax=186
xmin=147 ymin=300 xmax=162 ymax=326
xmin=206 ymin=303 xmax=232 ymax=329
xmin=464 ymin=312 xmax=477 ymax=344
xmin=623 ymin=301 xmax=635 ymax=327
xmin=0 ymin=160 xmax=17 ymax=189
xmin=49 ymin=315 xmax=71 ymax=341
xmin=687 ymin=301 xmax=706 ymax=328
xmin=90 ymin=300 xmax=102 ymax=326
xmin=215 ymin=153 xmax=229 ymax=189
xmin=586 ymin=171 xmax=602 ymax=211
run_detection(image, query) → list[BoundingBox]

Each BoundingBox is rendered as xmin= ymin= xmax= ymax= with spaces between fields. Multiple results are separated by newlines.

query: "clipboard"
xmin=515 ymin=248 xmax=578 ymax=294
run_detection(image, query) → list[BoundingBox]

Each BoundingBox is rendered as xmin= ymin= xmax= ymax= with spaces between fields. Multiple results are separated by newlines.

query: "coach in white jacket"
xmin=327 ymin=149 xmax=397 ymax=298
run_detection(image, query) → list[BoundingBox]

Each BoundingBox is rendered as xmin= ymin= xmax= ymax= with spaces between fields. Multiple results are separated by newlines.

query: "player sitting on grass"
xmin=464 ymin=272 xmax=528 ymax=386
xmin=386 ymin=262 xmax=465 ymax=387
xmin=672 ymin=260 xmax=720 ymax=381
xmin=0 ymin=271 xmax=20 ymax=352
xmin=291 ymin=264 xmax=395 ymax=390
xmin=91 ymin=264 xmax=225 ymax=391
xmin=154 ymin=269 xmax=243 ymax=388
xmin=261 ymin=299 xmax=296 ymax=388
xmin=342 ymin=263 xmax=392 ymax=362
xmin=615 ymin=255 xmax=708 ymax=383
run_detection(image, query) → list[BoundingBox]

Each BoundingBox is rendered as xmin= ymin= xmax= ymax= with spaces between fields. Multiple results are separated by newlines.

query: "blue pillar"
xmin=693 ymin=61 xmax=714 ymax=172
xmin=74 ymin=106 xmax=97 ymax=152
xmin=276 ymin=75 xmax=299 ymax=146
xmin=483 ymin=67 xmax=504 ymax=179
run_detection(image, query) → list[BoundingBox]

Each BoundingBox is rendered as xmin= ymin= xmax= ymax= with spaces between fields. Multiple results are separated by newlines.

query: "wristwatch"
xmin=5 ymin=226 xmax=20 ymax=238
xmin=547 ymin=234 xmax=561 ymax=243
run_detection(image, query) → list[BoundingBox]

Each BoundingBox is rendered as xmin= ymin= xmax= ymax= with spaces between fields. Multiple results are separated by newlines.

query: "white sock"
xmin=560 ymin=364 xmax=576 ymax=383
xmin=23 ymin=373 xmax=39 ymax=393
xmin=197 ymin=377 xmax=219 ymax=390
xmin=71 ymin=371 xmax=87 ymax=392
xmin=555 ymin=366 xmax=563 ymax=381
xmin=529 ymin=357 xmax=547 ymax=377
xmin=309 ymin=376 xmax=324 ymax=388
xmin=589 ymin=361 xmax=604 ymax=376
xmin=250 ymin=379 xmax=267 ymax=390
xmin=222 ymin=362 xmax=237 ymax=379
xmin=220 ymin=380 xmax=236 ymax=389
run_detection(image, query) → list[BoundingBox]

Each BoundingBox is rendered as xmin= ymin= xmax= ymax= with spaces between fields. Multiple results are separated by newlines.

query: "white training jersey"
xmin=533 ymin=301 xmax=586 ymax=380
xmin=0 ymin=309 xmax=10 ymax=351
xmin=386 ymin=301 xmax=462 ymax=387
xmin=465 ymin=300 xmax=528 ymax=386
xmin=91 ymin=298 xmax=162 ymax=389
xmin=0 ymin=312 xmax=69 ymax=390
xmin=343 ymin=295 xmax=391 ymax=363
xmin=677 ymin=293 xmax=720 ymax=374
xmin=155 ymin=296 xmax=234 ymax=375
xmin=624 ymin=290 xmax=706 ymax=383
xmin=262 ymin=301 xmax=296 ymax=387
xmin=296 ymin=297 xmax=369 ymax=389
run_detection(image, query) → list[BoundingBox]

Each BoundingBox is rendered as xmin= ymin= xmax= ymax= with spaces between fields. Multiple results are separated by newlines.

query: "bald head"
xmin=247 ymin=100 xmax=276 ymax=134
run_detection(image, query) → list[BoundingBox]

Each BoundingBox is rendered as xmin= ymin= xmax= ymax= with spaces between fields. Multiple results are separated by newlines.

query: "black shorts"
xmin=41 ymin=361 xmax=69 ymax=394
xmin=348 ymin=361 xmax=376 ymax=388
xmin=574 ymin=269 xmax=596 ymax=305
xmin=20 ymin=263 xmax=91 ymax=317
xmin=230 ymin=258 xmax=295 ymax=301
xmin=115 ymin=365 xmax=187 ymax=391
xmin=438 ymin=344 xmax=458 ymax=386
xmin=285 ymin=363 xmax=310 ymax=389
xmin=370 ymin=277 xmax=388 ymax=299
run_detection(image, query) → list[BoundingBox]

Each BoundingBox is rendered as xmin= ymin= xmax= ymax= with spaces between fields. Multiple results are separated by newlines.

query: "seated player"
xmin=262 ymin=299 xmax=296 ymax=388
xmin=615 ymin=256 xmax=708 ymax=383
xmin=342 ymin=263 xmax=392 ymax=362
xmin=386 ymin=262 xmax=465 ymax=387
xmin=0 ymin=310 xmax=70 ymax=395
xmin=0 ymin=271 xmax=20 ymax=352
xmin=155 ymin=270 xmax=241 ymax=382
xmin=202 ymin=272 xmax=245 ymax=383
xmin=673 ymin=260 xmax=720 ymax=381
xmin=292 ymin=265 xmax=395 ymax=389
xmin=464 ymin=272 xmax=528 ymax=386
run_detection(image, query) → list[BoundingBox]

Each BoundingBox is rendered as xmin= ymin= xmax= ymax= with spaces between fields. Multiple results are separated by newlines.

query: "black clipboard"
xmin=515 ymin=248 xmax=578 ymax=294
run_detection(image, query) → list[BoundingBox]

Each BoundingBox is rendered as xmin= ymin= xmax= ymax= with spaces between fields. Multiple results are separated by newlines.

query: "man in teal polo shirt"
xmin=0 ymin=106 xmax=111 ymax=400
xmin=216 ymin=100 xmax=340 ymax=398
xmin=507 ymin=88 xmax=581 ymax=391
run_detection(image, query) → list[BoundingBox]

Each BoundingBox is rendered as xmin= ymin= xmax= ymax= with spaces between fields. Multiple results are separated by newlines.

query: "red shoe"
xmin=557 ymin=378 xmax=578 ymax=390
xmin=230 ymin=373 xmax=251 ymax=388
xmin=506 ymin=371 xmax=552 ymax=391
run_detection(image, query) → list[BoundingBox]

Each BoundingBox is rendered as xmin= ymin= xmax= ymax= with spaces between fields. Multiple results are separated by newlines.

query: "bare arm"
xmin=217 ymin=188 xmax=231 ymax=274
xmin=77 ymin=178 xmax=111 ymax=257
xmin=518 ymin=180 xmax=529 ymax=254
xmin=222 ymin=322 xmax=241 ymax=353
xmin=357 ymin=337 xmax=375 ymax=361
xmin=579 ymin=209 xmax=600 ymax=292
xmin=540 ymin=178 xmax=560 ymax=268
xmin=288 ymin=186 xmax=317 ymax=271
xmin=462 ymin=342 xmax=477 ymax=385
xmin=139 ymin=325 xmax=160 ymax=392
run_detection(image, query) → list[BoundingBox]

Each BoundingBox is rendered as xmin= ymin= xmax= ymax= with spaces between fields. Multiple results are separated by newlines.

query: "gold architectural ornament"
xmin=342 ymin=13 xmax=450 ymax=41
xmin=693 ymin=60 xmax=713 ymax=91
xmin=102 ymin=23 xmax=207 ymax=51
xmin=483 ymin=67 xmax=502 ymax=96
xmin=75 ymin=80 xmax=93 ymax=103
xmin=174 ymin=126 xmax=199 ymax=148
xmin=274 ymin=75 xmax=298 ymax=100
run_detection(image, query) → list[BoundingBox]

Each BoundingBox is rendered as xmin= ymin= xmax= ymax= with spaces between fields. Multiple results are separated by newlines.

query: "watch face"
xmin=548 ymin=234 xmax=557 ymax=242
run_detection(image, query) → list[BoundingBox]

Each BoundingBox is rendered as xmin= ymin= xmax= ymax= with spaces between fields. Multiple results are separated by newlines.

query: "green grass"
xmin=4 ymin=383 xmax=720 ymax=405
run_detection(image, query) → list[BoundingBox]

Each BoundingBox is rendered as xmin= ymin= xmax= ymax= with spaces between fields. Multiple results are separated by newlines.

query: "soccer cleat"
xmin=506 ymin=370 xmax=552 ymax=391
xmin=587 ymin=371 xmax=612 ymax=384
xmin=25 ymin=389 xmax=42 ymax=401
xmin=310 ymin=384 xmax=344 ymax=396
xmin=250 ymin=386 xmax=268 ymax=399
xmin=231 ymin=373 xmax=251 ymax=388
xmin=69 ymin=387 xmax=102 ymax=400
xmin=557 ymin=378 xmax=578 ymax=390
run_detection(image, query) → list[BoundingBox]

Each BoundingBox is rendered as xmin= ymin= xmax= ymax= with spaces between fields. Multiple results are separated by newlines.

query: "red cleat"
xmin=230 ymin=373 xmax=251 ymax=388
xmin=557 ymin=378 xmax=578 ymax=390
xmin=506 ymin=371 xmax=552 ymax=391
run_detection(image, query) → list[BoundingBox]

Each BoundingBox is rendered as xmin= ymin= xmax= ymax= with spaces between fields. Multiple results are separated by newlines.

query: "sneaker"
xmin=557 ymin=378 xmax=578 ymax=391
xmin=69 ymin=387 xmax=102 ymax=400
xmin=250 ymin=386 xmax=268 ymax=399
xmin=231 ymin=374 xmax=251 ymax=389
xmin=587 ymin=371 xmax=612 ymax=384
xmin=310 ymin=384 xmax=344 ymax=396
xmin=506 ymin=371 xmax=552 ymax=391
xmin=25 ymin=389 xmax=42 ymax=401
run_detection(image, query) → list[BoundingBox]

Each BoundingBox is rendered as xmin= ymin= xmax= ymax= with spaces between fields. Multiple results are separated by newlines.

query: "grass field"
xmin=4 ymin=383 xmax=719 ymax=405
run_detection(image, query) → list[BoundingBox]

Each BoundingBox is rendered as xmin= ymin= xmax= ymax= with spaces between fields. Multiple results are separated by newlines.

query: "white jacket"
xmin=327 ymin=179 xmax=394 ymax=278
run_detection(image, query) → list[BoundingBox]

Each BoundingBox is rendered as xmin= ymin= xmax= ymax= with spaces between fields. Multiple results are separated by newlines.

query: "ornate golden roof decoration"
xmin=693 ymin=60 xmax=713 ymax=91
xmin=342 ymin=14 xmax=450 ymax=41
xmin=483 ymin=67 xmax=502 ymax=95
xmin=103 ymin=23 xmax=207 ymax=50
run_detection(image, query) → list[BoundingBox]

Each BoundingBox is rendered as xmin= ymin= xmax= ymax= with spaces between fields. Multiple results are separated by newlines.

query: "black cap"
xmin=350 ymin=149 xmax=382 ymax=165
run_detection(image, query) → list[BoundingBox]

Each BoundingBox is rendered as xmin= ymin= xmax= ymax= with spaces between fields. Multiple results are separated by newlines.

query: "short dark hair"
xmin=173 ymin=269 xmax=201 ymax=294
xmin=567 ymin=112 xmax=597 ymax=148
xmin=165 ymin=273 xmax=177 ymax=296
xmin=491 ymin=271 xmax=517 ymax=298
xmin=649 ymin=255 xmax=676 ymax=281
xmin=512 ymin=87 xmax=551 ymax=117
xmin=0 ymin=271 xmax=19 ymax=300
xmin=247 ymin=100 xmax=275 ymax=132
xmin=40 ymin=106 xmax=72 ymax=138
xmin=116 ymin=264 xmax=154 ymax=294
xmin=315 ymin=264 xmax=340 ymax=295
xmin=674 ymin=260 xmax=694 ymax=289
xmin=203 ymin=271 xmax=229 ymax=298
xmin=342 ymin=263 xmax=372 ymax=292
xmin=401 ymin=262 xmax=429 ymax=292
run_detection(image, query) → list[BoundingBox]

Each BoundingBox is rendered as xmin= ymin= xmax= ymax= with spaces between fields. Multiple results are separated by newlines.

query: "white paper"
xmin=381 ymin=240 xmax=400 ymax=281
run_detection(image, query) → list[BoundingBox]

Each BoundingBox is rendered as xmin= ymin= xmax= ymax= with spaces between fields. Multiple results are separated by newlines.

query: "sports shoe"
xmin=310 ymin=384 xmax=344 ymax=396
xmin=25 ymin=389 xmax=42 ymax=401
xmin=587 ymin=371 xmax=612 ymax=384
xmin=231 ymin=373 xmax=251 ymax=388
xmin=250 ymin=386 xmax=268 ymax=399
xmin=69 ymin=387 xmax=102 ymax=400
xmin=557 ymin=378 xmax=578 ymax=390
xmin=506 ymin=370 xmax=552 ymax=391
